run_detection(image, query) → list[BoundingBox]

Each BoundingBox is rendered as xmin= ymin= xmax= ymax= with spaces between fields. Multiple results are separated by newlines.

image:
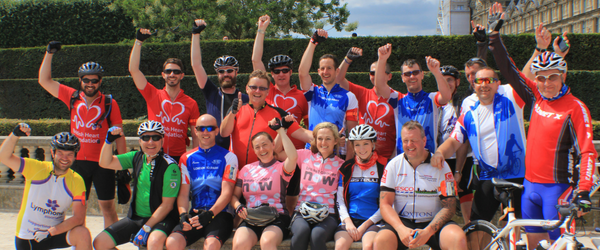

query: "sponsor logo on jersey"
xmin=31 ymin=202 xmax=64 ymax=216
xmin=381 ymin=169 xmax=387 ymax=183
xmin=45 ymin=199 xmax=59 ymax=211
xmin=444 ymin=172 xmax=455 ymax=182
xmin=170 ymin=181 xmax=177 ymax=188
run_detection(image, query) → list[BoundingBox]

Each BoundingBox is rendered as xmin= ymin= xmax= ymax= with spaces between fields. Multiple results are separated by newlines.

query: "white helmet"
xmin=137 ymin=121 xmax=165 ymax=136
xmin=531 ymin=51 xmax=567 ymax=74
xmin=348 ymin=124 xmax=377 ymax=141
xmin=299 ymin=201 xmax=329 ymax=224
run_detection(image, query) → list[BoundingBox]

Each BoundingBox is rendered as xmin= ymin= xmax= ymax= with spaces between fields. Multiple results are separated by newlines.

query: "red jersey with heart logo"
xmin=266 ymin=85 xmax=309 ymax=149
xmin=348 ymin=82 xmax=397 ymax=159
xmin=139 ymin=83 xmax=200 ymax=158
xmin=58 ymin=85 xmax=123 ymax=162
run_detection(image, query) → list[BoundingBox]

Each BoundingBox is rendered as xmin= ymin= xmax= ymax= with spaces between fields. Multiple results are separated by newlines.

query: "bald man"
xmin=165 ymin=114 xmax=238 ymax=250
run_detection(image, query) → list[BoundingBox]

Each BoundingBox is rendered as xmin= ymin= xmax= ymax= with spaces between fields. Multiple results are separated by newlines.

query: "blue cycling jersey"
xmin=388 ymin=90 xmax=441 ymax=154
xmin=201 ymin=78 xmax=249 ymax=149
xmin=180 ymin=145 xmax=238 ymax=212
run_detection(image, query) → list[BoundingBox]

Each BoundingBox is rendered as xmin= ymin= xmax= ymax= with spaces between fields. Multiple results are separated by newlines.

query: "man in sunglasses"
xmin=165 ymin=114 xmax=238 ymax=250
xmin=335 ymin=46 xmax=397 ymax=160
xmin=190 ymin=19 xmax=250 ymax=150
xmin=431 ymin=66 xmax=527 ymax=227
xmin=374 ymin=43 xmax=452 ymax=155
xmin=129 ymin=28 xmax=201 ymax=163
xmin=251 ymin=14 xmax=309 ymax=150
xmin=38 ymin=42 xmax=126 ymax=228
xmin=298 ymin=29 xmax=359 ymax=160
xmin=487 ymin=4 xmax=596 ymax=245
xmin=95 ymin=121 xmax=181 ymax=249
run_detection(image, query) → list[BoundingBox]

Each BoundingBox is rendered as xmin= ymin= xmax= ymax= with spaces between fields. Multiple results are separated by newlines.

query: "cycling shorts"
xmin=71 ymin=160 xmax=115 ymax=200
xmin=15 ymin=232 xmax=69 ymax=250
xmin=171 ymin=212 xmax=233 ymax=246
xmin=103 ymin=216 xmax=177 ymax=246
xmin=381 ymin=218 xmax=457 ymax=250
xmin=521 ymin=179 xmax=571 ymax=240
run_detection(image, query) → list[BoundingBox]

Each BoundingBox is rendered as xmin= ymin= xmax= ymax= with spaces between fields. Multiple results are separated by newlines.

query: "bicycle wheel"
xmin=511 ymin=158 xmax=522 ymax=176
xmin=463 ymin=220 xmax=508 ymax=250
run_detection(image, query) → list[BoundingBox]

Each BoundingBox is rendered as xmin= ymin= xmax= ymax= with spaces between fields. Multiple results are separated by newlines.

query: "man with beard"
xmin=130 ymin=28 xmax=201 ymax=163
xmin=190 ymin=19 xmax=249 ymax=150
xmin=0 ymin=125 xmax=91 ymax=250
xmin=38 ymin=41 xmax=125 ymax=228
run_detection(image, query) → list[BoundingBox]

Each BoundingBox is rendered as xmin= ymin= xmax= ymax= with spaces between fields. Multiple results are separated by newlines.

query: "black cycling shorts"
xmin=71 ymin=160 xmax=115 ymax=200
xmin=15 ymin=232 xmax=69 ymax=250
xmin=471 ymin=178 xmax=523 ymax=221
xmin=238 ymin=213 xmax=291 ymax=240
xmin=381 ymin=218 xmax=457 ymax=250
xmin=103 ymin=216 xmax=177 ymax=246
xmin=171 ymin=212 xmax=234 ymax=246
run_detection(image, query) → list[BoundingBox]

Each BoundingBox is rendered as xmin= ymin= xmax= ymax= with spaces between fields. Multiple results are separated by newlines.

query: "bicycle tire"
xmin=463 ymin=220 xmax=508 ymax=250
xmin=511 ymin=158 xmax=522 ymax=176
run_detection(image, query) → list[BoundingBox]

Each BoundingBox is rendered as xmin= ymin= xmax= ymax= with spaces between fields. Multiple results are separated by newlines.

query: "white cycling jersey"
xmin=381 ymin=153 xmax=457 ymax=223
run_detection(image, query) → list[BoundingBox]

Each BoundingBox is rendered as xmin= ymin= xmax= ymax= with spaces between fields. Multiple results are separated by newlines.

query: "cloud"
xmin=331 ymin=0 xmax=440 ymax=37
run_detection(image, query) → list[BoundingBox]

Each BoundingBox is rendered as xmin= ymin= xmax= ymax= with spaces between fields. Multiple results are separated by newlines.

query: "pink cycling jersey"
xmin=295 ymin=149 xmax=343 ymax=214
xmin=236 ymin=160 xmax=294 ymax=214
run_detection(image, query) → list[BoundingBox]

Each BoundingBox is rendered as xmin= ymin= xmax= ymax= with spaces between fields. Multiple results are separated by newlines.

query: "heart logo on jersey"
xmin=157 ymin=100 xmax=186 ymax=125
xmin=74 ymin=103 xmax=101 ymax=130
xmin=274 ymin=94 xmax=298 ymax=118
xmin=364 ymin=101 xmax=391 ymax=128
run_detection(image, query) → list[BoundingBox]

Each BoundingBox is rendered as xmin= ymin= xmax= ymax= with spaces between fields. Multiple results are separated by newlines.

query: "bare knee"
xmin=205 ymin=237 xmax=222 ymax=250
xmin=68 ymin=226 xmax=92 ymax=249
xmin=146 ymin=231 xmax=167 ymax=250
xmin=93 ymin=232 xmax=116 ymax=250
xmin=166 ymin=233 xmax=186 ymax=250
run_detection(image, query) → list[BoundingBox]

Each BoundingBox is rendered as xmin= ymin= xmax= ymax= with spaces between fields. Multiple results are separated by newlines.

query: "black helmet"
xmin=213 ymin=55 xmax=239 ymax=71
xmin=50 ymin=132 xmax=81 ymax=153
xmin=78 ymin=62 xmax=104 ymax=78
xmin=440 ymin=65 xmax=460 ymax=79
xmin=268 ymin=55 xmax=293 ymax=70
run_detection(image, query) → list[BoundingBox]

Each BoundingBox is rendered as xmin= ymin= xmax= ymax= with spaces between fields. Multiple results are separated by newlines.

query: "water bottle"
xmin=535 ymin=240 xmax=550 ymax=250
xmin=515 ymin=239 xmax=527 ymax=250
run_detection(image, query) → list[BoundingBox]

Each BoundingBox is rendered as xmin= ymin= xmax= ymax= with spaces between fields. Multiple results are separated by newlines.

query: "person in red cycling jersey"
xmin=336 ymin=47 xmax=397 ymax=160
xmin=486 ymin=3 xmax=597 ymax=245
xmin=129 ymin=28 xmax=201 ymax=163
xmin=220 ymin=70 xmax=312 ymax=167
xmin=251 ymin=14 xmax=309 ymax=150
xmin=39 ymin=42 xmax=125 ymax=228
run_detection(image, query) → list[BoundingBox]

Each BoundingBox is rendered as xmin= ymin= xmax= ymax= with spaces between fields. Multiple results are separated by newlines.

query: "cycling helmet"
xmin=531 ymin=51 xmax=567 ymax=74
xmin=137 ymin=121 xmax=165 ymax=136
xmin=268 ymin=55 xmax=293 ymax=70
xmin=78 ymin=62 xmax=104 ymax=78
xmin=440 ymin=65 xmax=460 ymax=79
xmin=348 ymin=124 xmax=377 ymax=141
xmin=50 ymin=132 xmax=81 ymax=153
xmin=299 ymin=201 xmax=329 ymax=224
xmin=213 ymin=55 xmax=239 ymax=70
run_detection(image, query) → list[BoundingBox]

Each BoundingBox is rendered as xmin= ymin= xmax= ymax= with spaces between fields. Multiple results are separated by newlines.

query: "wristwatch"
xmin=535 ymin=47 xmax=547 ymax=53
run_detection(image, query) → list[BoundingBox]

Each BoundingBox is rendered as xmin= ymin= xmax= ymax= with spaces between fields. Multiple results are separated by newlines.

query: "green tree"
xmin=110 ymin=0 xmax=358 ymax=41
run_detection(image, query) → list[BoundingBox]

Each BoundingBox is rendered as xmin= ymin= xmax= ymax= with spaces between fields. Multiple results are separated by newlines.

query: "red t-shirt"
xmin=266 ymin=85 xmax=309 ymax=149
xmin=230 ymin=103 xmax=301 ymax=167
xmin=348 ymin=81 xmax=397 ymax=159
xmin=139 ymin=83 xmax=200 ymax=157
xmin=58 ymin=85 xmax=123 ymax=162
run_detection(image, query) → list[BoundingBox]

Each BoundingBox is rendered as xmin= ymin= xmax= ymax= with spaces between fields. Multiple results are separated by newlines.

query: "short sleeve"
xmin=57 ymin=84 xmax=77 ymax=109
xmin=179 ymin=154 xmax=190 ymax=185
xmin=138 ymin=82 xmax=158 ymax=100
xmin=222 ymin=152 xmax=239 ymax=184
xmin=162 ymin=163 xmax=181 ymax=198
xmin=116 ymin=151 xmax=137 ymax=170
xmin=201 ymin=78 xmax=218 ymax=95
xmin=189 ymin=102 xmax=200 ymax=125
xmin=380 ymin=160 xmax=397 ymax=191
xmin=345 ymin=92 xmax=359 ymax=122
xmin=20 ymin=158 xmax=46 ymax=177
xmin=450 ymin=114 xmax=468 ymax=144
xmin=438 ymin=163 xmax=457 ymax=198
xmin=108 ymin=99 xmax=124 ymax=125
xmin=71 ymin=174 xmax=87 ymax=204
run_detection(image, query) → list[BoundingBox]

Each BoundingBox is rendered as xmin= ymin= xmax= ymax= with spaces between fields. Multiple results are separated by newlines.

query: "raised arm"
xmin=336 ymin=47 xmax=363 ymax=90
xmin=0 ymin=124 xmax=31 ymax=170
xmin=299 ymin=30 xmax=328 ymax=90
xmin=98 ymin=127 xmax=124 ymax=171
xmin=278 ymin=124 xmax=297 ymax=174
xmin=38 ymin=42 xmax=63 ymax=98
xmin=522 ymin=23 xmax=552 ymax=80
xmin=427 ymin=56 xmax=451 ymax=105
xmin=251 ymin=15 xmax=270 ymax=72
xmin=375 ymin=44 xmax=392 ymax=99
xmin=128 ymin=29 xmax=153 ymax=90
xmin=191 ymin=19 xmax=209 ymax=89
xmin=471 ymin=21 xmax=488 ymax=61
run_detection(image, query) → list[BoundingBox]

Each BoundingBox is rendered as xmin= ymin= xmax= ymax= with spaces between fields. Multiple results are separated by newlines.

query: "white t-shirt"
xmin=477 ymin=103 xmax=498 ymax=168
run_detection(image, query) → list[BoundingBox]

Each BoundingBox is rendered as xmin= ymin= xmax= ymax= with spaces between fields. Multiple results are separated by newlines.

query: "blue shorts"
xmin=521 ymin=179 xmax=572 ymax=240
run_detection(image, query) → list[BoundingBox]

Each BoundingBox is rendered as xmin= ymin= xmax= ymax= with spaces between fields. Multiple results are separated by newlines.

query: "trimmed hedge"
xmin=1 ymin=71 xmax=599 ymax=120
xmin=3 ymin=33 xmax=600 ymax=79
xmin=2 ymin=118 xmax=600 ymax=140
xmin=0 ymin=1 xmax=135 ymax=49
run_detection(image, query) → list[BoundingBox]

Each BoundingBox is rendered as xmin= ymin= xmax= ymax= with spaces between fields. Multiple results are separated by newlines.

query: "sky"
xmin=329 ymin=0 xmax=440 ymax=37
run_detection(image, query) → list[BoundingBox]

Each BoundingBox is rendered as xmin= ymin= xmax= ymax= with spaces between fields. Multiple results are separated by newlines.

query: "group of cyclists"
xmin=1 ymin=3 xmax=597 ymax=250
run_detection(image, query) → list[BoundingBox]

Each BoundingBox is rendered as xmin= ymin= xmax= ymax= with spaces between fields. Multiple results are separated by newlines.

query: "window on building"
xmin=457 ymin=5 xmax=464 ymax=10
xmin=541 ymin=11 xmax=545 ymax=23
xmin=583 ymin=0 xmax=587 ymax=12
xmin=597 ymin=18 xmax=600 ymax=32
xmin=582 ymin=21 xmax=586 ymax=33
xmin=571 ymin=1 xmax=575 ymax=16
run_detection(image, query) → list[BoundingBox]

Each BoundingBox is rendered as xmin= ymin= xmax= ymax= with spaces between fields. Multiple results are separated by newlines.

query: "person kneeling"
xmin=93 ymin=121 xmax=181 ymax=250
xmin=373 ymin=121 xmax=466 ymax=250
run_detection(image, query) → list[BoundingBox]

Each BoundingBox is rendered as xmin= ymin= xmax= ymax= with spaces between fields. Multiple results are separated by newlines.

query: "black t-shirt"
xmin=222 ymin=92 xmax=237 ymax=119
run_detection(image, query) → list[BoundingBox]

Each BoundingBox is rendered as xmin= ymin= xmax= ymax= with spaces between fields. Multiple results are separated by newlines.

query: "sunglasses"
xmin=140 ymin=135 xmax=163 ymax=142
xmin=474 ymin=77 xmax=498 ymax=85
xmin=402 ymin=70 xmax=422 ymax=77
xmin=535 ymin=73 xmax=562 ymax=83
xmin=81 ymin=78 xmax=100 ymax=84
xmin=369 ymin=71 xmax=390 ymax=76
xmin=217 ymin=69 xmax=236 ymax=74
xmin=272 ymin=68 xmax=291 ymax=74
xmin=196 ymin=126 xmax=217 ymax=132
xmin=164 ymin=69 xmax=182 ymax=75
xmin=248 ymin=85 xmax=269 ymax=91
